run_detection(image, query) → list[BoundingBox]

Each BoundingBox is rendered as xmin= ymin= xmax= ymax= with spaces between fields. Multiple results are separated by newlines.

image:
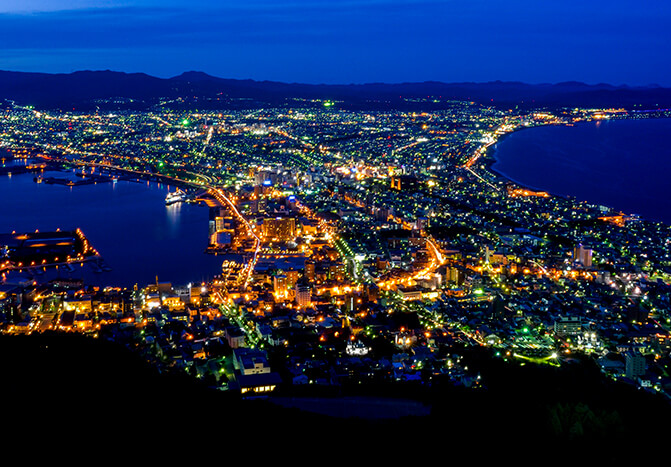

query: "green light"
xmin=182 ymin=119 xmax=190 ymax=126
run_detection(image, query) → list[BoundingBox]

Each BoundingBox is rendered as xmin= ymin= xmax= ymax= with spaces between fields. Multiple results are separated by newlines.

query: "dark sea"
xmin=0 ymin=165 xmax=224 ymax=288
xmin=491 ymin=118 xmax=671 ymax=224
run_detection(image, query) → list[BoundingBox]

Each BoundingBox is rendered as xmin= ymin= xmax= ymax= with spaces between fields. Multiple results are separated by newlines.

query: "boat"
xmin=166 ymin=188 xmax=186 ymax=205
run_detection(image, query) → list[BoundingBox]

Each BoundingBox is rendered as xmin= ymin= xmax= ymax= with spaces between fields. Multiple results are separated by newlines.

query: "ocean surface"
xmin=491 ymin=118 xmax=671 ymax=224
xmin=0 ymin=165 xmax=224 ymax=288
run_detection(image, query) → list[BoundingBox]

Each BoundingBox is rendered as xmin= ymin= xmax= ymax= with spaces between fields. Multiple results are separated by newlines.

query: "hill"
xmin=3 ymin=333 xmax=671 ymax=461
xmin=2 ymin=70 xmax=671 ymax=110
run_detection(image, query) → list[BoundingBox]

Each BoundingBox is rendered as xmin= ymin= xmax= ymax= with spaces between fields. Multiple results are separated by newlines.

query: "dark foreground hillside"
xmin=1 ymin=333 xmax=668 ymax=462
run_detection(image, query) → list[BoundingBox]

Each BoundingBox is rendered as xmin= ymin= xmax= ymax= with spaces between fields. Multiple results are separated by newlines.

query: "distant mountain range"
xmin=1 ymin=69 xmax=670 ymax=110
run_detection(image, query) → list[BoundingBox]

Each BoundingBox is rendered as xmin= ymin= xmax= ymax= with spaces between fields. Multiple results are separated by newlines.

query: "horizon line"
xmin=0 ymin=68 xmax=665 ymax=90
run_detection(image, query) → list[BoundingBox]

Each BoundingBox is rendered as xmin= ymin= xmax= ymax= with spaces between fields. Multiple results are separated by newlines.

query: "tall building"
xmin=448 ymin=266 xmax=463 ymax=285
xmin=295 ymin=284 xmax=311 ymax=308
xmin=215 ymin=216 xmax=225 ymax=232
xmin=304 ymin=260 xmax=316 ymax=282
xmin=625 ymin=350 xmax=646 ymax=379
xmin=328 ymin=263 xmax=345 ymax=281
xmin=573 ymin=244 xmax=593 ymax=268
xmin=273 ymin=274 xmax=289 ymax=301
xmin=284 ymin=270 xmax=299 ymax=288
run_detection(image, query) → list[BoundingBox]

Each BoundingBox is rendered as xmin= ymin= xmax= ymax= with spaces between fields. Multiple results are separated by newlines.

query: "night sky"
xmin=1 ymin=0 xmax=670 ymax=85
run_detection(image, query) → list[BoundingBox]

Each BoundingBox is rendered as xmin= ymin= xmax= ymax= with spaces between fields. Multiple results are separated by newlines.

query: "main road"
xmin=207 ymin=187 xmax=261 ymax=289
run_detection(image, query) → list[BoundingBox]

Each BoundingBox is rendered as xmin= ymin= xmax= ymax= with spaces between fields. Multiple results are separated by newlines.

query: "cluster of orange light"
xmin=508 ymin=187 xmax=550 ymax=198
xmin=598 ymin=215 xmax=627 ymax=227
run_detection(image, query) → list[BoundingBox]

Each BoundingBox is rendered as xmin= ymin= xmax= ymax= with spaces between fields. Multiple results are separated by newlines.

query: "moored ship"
xmin=165 ymin=188 xmax=186 ymax=205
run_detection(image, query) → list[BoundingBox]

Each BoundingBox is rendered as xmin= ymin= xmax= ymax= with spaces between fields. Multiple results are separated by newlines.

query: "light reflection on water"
xmin=166 ymin=201 xmax=182 ymax=234
xmin=0 ymin=171 xmax=224 ymax=288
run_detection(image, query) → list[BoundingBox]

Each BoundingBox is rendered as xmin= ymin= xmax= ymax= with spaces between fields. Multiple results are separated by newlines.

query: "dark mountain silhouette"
xmin=1 ymin=69 xmax=670 ymax=110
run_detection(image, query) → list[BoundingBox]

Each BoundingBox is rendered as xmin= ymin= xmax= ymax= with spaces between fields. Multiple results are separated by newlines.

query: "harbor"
xmin=0 ymin=169 xmax=224 ymax=287
xmin=0 ymin=229 xmax=109 ymax=284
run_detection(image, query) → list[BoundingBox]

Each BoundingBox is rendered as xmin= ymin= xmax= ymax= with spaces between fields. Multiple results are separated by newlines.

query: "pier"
xmin=0 ymin=229 xmax=103 ymax=281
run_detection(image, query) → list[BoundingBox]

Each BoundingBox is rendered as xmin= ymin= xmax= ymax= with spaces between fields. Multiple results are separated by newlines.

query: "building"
xmin=398 ymin=287 xmax=422 ymax=301
xmin=237 ymin=373 xmax=282 ymax=396
xmin=232 ymin=348 xmax=281 ymax=396
xmin=215 ymin=216 xmax=225 ymax=232
xmin=262 ymin=217 xmax=296 ymax=241
xmin=625 ymin=350 xmax=646 ymax=379
xmin=273 ymin=274 xmax=290 ymax=301
xmin=295 ymin=284 xmax=312 ymax=308
xmin=299 ymin=218 xmax=318 ymax=236
xmin=390 ymin=175 xmax=420 ymax=192
xmin=304 ymin=260 xmax=315 ymax=282
xmin=233 ymin=348 xmax=271 ymax=376
xmin=573 ymin=244 xmax=593 ymax=268
xmin=415 ymin=217 xmax=429 ymax=231
xmin=225 ymin=326 xmax=247 ymax=349
xmin=554 ymin=316 xmax=582 ymax=336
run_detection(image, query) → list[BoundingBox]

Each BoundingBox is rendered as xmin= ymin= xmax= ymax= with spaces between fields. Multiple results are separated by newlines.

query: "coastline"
xmin=482 ymin=123 xmax=574 ymax=195
xmin=0 ymin=172 xmax=222 ymax=288
xmin=479 ymin=118 xmax=671 ymax=223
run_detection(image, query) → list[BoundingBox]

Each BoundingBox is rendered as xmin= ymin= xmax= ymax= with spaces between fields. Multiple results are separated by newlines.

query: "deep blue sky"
xmin=1 ymin=0 xmax=670 ymax=85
